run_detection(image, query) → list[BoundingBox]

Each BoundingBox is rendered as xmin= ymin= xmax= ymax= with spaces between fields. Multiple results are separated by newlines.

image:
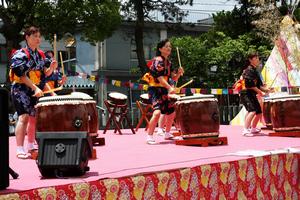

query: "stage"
xmin=1 ymin=125 xmax=300 ymax=199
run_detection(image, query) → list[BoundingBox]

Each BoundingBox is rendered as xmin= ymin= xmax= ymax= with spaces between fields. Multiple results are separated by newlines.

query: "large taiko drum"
xmin=71 ymin=92 xmax=99 ymax=135
xmin=108 ymin=92 xmax=127 ymax=105
xmin=36 ymin=95 xmax=89 ymax=132
xmin=270 ymin=94 xmax=300 ymax=132
xmin=175 ymin=94 xmax=220 ymax=138
xmin=262 ymin=97 xmax=272 ymax=128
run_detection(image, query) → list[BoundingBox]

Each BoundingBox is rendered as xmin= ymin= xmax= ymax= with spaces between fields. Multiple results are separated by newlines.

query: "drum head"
xmin=108 ymin=92 xmax=127 ymax=100
xmin=140 ymin=93 xmax=149 ymax=100
xmin=265 ymin=94 xmax=300 ymax=101
xmin=38 ymin=95 xmax=83 ymax=103
xmin=71 ymin=92 xmax=93 ymax=100
xmin=178 ymin=94 xmax=215 ymax=101
xmin=168 ymin=94 xmax=181 ymax=101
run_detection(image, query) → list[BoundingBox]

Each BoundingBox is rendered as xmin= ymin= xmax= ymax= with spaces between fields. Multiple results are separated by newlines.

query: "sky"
xmin=182 ymin=0 xmax=239 ymax=22
xmin=155 ymin=0 xmax=239 ymax=23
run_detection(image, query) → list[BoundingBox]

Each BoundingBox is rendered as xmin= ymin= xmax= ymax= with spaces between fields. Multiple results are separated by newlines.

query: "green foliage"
xmin=0 ymin=0 xmax=121 ymax=46
xmin=170 ymin=33 xmax=271 ymax=88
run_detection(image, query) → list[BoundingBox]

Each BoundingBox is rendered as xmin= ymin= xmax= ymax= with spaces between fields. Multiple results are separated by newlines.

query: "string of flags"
xmin=72 ymin=71 xmax=300 ymax=95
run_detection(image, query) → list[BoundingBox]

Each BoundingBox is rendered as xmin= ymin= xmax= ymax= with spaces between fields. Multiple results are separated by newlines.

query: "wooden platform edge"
xmin=175 ymin=137 xmax=228 ymax=147
xmin=268 ymin=131 xmax=300 ymax=137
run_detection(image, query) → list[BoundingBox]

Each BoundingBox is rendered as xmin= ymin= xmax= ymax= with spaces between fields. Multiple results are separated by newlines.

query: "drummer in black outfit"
xmin=240 ymin=53 xmax=273 ymax=136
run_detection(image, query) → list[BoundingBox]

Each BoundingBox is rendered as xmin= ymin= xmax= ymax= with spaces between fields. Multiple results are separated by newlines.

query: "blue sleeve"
xmin=10 ymin=50 xmax=30 ymax=77
xmin=44 ymin=56 xmax=52 ymax=68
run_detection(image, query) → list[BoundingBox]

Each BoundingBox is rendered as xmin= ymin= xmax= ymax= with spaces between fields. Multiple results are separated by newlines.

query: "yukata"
xmin=44 ymin=70 xmax=63 ymax=90
xmin=240 ymin=65 xmax=263 ymax=114
xmin=10 ymin=47 xmax=51 ymax=116
xmin=44 ymin=53 xmax=62 ymax=91
xmin=147 ymin=56 xmax=175 ymax=115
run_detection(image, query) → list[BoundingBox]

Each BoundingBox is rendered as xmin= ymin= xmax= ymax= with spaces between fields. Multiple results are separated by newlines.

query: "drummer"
xmin=43 ymin=50 xmax=67 ymax=96
xmin=240 ymin=53 xmax=273 ymax=136
xmin=157 ymin=77 xmax=180 ymax=136
xmin=10 ymin=26 xmax=57 ymax=158
xmin=144 ymin=39 xmax=184 ymax=144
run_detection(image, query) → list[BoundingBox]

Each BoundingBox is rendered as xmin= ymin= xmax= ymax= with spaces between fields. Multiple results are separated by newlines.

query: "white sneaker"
xmin=164 ymin=132 xmax=174 ymax=140
xmin=156 ymin=128 xmax=165 ymax=136
xmin=242 ymin=128 xmax=254 ymax=137
xmin=146 ymin=135 xmax=156 ymax=145
xmin=250 ymin=127 xmax=261 ymax=133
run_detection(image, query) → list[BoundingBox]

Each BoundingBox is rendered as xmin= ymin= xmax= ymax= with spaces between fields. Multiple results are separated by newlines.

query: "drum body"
xmin=262 ymin=98 xmax=272 ymax=128
xmin=36 ymin=96 xmax=89 ymax=132
xmin=71 ymin=92 xmax=99 ymax=134
xmin=175 ymin=94 xmax=220 ymax=138
xmin=85 ymin=101 xmax=98 ymax=134
xmin=270 ymin=95 xmax=300 ymax=132
xmin=108 ymin=92 xmax=127 ymax=105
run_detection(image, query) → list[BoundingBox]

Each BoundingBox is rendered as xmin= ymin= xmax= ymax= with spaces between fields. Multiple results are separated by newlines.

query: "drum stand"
xmin=175 ymin=136 xmax=228 ymax=147
xmin=135 ymin=100 xmax=152 ymax=132
xmin=269 ymin=131 xmax=300 ymax=137
xmin=103 ymin=100 xmax=135 ymax=134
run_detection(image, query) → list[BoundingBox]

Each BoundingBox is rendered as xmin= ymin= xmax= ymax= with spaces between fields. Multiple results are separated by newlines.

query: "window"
xmin=130 ymin=43 xmax=152 ymax=61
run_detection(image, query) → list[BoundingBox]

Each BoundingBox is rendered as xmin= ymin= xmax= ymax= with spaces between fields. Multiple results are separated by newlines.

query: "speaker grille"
xmin=41 ymin=139 xmax=79 ymax=166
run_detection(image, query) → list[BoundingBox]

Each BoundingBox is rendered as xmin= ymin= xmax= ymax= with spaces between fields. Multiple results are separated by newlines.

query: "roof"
xmin=63 ymin=76 xmax=95 ymax=88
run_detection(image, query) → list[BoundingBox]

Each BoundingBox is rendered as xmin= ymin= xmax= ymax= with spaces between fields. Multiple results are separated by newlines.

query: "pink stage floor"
xmin=2 ymin=125 xmax=300 ymax=195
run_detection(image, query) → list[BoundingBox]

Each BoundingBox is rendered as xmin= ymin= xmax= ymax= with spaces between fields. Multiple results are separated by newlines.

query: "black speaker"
xmin=0 ymin=88 xmax=9 ymax=189
xmin=36 ymin=131 xmax=92 ymax=177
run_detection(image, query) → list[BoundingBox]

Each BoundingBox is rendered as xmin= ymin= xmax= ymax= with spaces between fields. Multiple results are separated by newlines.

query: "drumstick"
xmin=43 ymin=86 xmax=63 ymax=94
xmin=176 ymin=47 xmax=182 ymax=68
xmin=53 ymin=34 xmax=57 ymax=61
xmin=177 ymin=79 xmax=193 ymax=90
xmin=59 ymin=52 xmax=65 ymax=76
xmin=269 ymin=71 xmax=281 ymax=88
xmin=175 ymin=47 xmax=182 ymax=88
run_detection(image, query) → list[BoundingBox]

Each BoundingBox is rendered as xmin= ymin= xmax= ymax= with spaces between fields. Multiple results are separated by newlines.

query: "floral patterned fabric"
xmin=1 ymin=153 xmax=299 ymax=200
xmin=10 ymin=47 xmax=50 ymax=116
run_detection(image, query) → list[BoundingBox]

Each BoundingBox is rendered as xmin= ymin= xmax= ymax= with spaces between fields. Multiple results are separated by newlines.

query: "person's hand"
xmin=268 ymin=87 xmax=275 ymax=93
xmin=33 ymin=87 xmax=43 ymax=97
xmin=50 ymin=60 xmax=58 ymax=70
xmin=157 ymin=65 xmax=164 ymax=71
xmin=168 ymin=87 xmax=176 ymax=94
xmin=178 ymin=67 xmax=184 ymax=76
xmin=58 ymin=75 xmax=67 ymax=85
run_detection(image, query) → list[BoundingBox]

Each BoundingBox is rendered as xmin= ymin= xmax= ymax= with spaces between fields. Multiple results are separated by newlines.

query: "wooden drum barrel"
xmin=262 ymin=98 xmax=272 ymax=128
xmin=71 ymin=92 xmax=99 ymax=135
xmin=36 ymin=95 xmax=89 ymax=132
xmin=175 ymin=94 xmax=220 ymax=138
xmin=270 ymin=94 xmax=300 ymax=132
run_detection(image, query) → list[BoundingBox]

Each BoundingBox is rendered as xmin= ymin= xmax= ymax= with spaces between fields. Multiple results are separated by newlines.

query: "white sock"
xmin=27 ymin=142 xmax=35 ymax=150
xmin=157 ymin=128 xmax=164 ymax=134
xmin=147 ymin=134 xmax=154 ymax=141
xmin=16 ymin=146 xmax=25 ymax=154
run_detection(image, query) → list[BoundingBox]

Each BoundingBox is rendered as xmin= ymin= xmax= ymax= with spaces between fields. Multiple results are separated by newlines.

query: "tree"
xmin=170 ymin=32 xmax=270 ymax=88
xmin=0 ymin=0 xmax=121 ymax=54
xmin=121 ymin=0 xmax=192 ymax=74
